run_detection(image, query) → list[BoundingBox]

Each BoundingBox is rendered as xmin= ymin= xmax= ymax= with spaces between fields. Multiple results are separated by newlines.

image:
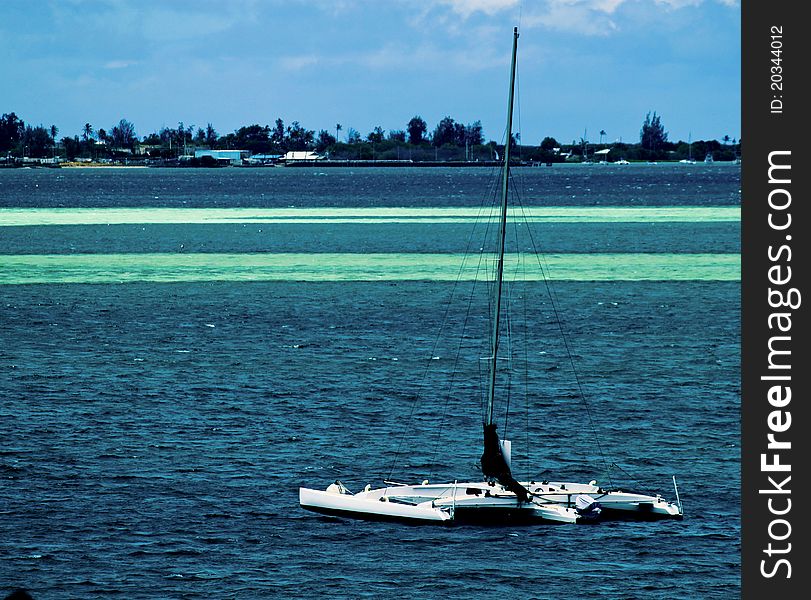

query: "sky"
xmin=0 ymin=0 xmax=741 ymax=146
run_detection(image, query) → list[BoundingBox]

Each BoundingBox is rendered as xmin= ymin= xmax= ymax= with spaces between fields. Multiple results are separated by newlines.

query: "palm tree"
xmin=83 ymin=123 xmax=93 ymax=141
xmin=723 ymin=134 xmax=731 ymax=145
xmin=336 ymin=123 xmax=342 ymax=143
xmin=599 ymin=129 xmax=606 ymax=145
xmin=205 ymin=123 xmax=218 ymax=148
xmin=50 ymin=125 xmax=58 ymax=158
xmin=96 ymin=128 xmax=108 ymax=161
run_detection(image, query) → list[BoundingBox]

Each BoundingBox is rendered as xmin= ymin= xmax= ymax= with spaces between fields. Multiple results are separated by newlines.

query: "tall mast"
xmin=485 ymin=26 xmax=519 ymax=427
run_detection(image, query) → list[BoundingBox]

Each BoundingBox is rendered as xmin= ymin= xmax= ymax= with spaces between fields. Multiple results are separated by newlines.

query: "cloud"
xmin=277 ymin=42 xmax=506 ymax=74
xmin=522 ymin=2 xmax=620 ymax=36
xmin=420 ymin=0 xmax=738 ymax=35
xmin=654 ymin=0 xmax=703 ymax=7
xmin=433 ymin=0 xmax=520 ymax=17
xmin=656 ymin=0 xmax=738 ymax=6
xmin=49 ymin=0 xmax=259 ymax=44
xmin=104 ymin=60 xmax=138 ymax=69
xmin=420 ymin=0 xmax=624 ymax=35
xmin=278 ymin=55 xmax=320 ymax=71
xmin=138 ymin=6 xmax=248 ymax=42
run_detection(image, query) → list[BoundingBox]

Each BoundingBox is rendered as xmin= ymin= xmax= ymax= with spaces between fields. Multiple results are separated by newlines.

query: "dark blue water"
xmin=0 ymin=221 xmax=739 ymax=256
xmin=0 ymin=167 xmax=740 ymax=598
xmin=0 ymin=164 xmax=741 ymax=208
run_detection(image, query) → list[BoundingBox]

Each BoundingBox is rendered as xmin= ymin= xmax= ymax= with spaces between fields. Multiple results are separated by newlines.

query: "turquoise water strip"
xmin=0 ymin=206 xmax=740 ymax=226
xmin=0 ymin=253 xmax=741 ymax=284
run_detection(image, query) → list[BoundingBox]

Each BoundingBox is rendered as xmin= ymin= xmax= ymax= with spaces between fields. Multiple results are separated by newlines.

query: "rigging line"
xmin=427 ymin=276 xmax=481 ymax=481
xmin=476 ymin=168 xmax=500 ymax=406
xmin=468 ymin=165 xmax=505 ymax=423
xmin=434 ymin=198 xmax=498 ymax=452
xmin=508 ymin=171 xmax=610 ymax=472
xmin=424 ymin=165 xmax=503 ymax=479
xmin=477 ymin=343 xmax=485 ymax=423
xmin=512 ymin=178 xmax=613 ymax=484
xmin=483 ymin=169 xmax=503 ymax=410
xmin=606 ymin=462 xmax=647 ymax=489
xmin=500 ymin=198 xmax=523 ymax=441
xmin=502 ymin=283 xmax=513 ymax=439
xmin=386 ymin=172 xmax=498 ymax=482
xmin=499 ymin=173 xmax=520 ymax=443
xmin=421 ymin=139 xmax=507 ymax=478
xmin=504 ymin=184 xmax=533 ymax=480
xmin=428 ymin=182 xmax=505 ymax=479
xmin=521 ymin=242 xmax=531 ymax=483
xmin=483 ymin=174 xmax=504 ymax=422
xmin=504 ymin=196 xmax=536 ymax=485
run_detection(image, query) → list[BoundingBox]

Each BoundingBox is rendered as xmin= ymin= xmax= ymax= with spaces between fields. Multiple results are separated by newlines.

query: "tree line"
xmin=1 ymin=110 xmax=740 ymax=163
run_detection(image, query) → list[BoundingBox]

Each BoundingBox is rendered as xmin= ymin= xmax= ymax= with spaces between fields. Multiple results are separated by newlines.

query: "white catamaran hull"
xmin=300 ymin=479 xmax=681 ymax=524
xmin=527 ymin=481 xmax=683 ymax=520
xmin=299 ymin=486 xmax=452 ymax=523
xmin=299 ymin=481 xmax=621 ymax=525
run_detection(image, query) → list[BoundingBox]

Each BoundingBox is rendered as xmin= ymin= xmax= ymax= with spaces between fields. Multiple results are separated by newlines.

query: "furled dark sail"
xmin=481 ymin=423 xmax=530 ymax=503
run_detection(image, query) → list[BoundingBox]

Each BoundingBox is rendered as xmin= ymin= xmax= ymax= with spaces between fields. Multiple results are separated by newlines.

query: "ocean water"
xmin=0 ymin=165 xmax=740 ymax=598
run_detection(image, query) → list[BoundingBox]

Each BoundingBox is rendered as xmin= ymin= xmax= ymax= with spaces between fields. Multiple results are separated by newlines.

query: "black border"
xmin=742 ymin=2 xmax=809 ymax=595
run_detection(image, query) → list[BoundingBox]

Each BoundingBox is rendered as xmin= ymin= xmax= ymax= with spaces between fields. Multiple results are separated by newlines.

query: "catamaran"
xmin=300 ymin=27 xmax=683 ymax=525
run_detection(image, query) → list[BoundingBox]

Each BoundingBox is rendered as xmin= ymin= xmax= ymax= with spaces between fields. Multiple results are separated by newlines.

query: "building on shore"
xmin=194 ymin=149 xmax=250 ymax=165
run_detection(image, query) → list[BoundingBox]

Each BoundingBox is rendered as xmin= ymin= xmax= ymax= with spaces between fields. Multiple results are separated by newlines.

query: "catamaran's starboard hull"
xmin=530 ymin=481 xmax=683 ymax=520
xmin=598 ymin=506 xmax=683 ymax=521
xmin=449 ymin=507 xmax=586 ymax=525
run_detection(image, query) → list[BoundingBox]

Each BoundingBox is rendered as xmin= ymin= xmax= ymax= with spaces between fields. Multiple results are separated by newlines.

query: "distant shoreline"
xmin=2 ymin=159 xmax=741 ymax=170
xmin=61 ymin=164 xmax=148 ymax=169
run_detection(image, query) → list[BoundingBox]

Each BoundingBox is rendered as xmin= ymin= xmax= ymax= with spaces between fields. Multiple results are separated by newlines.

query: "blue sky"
xmin=1 ymin=0 xmax=740 ymax=145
